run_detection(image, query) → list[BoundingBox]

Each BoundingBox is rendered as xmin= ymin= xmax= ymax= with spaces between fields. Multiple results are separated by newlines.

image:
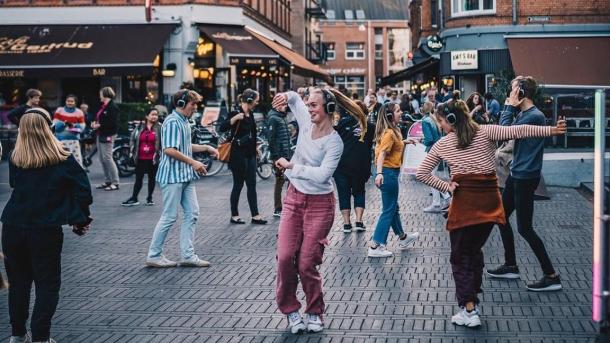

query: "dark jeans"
xmin=450 ymin=223 xmax=493 ymax=307
xmin=2 ymin=225 xmax=63 ymax=341
xmin=230 ymin=155 xmax=259 ymax=217
xmin=333 ymin=171 xmax=366 ymax=211
xmin=273 ymin=164 xmax=286 ymax=211
xmin=499 ymin=176 xmax=556 ymax=275
xmin=132 ymin=159 xmax=158 ymax=200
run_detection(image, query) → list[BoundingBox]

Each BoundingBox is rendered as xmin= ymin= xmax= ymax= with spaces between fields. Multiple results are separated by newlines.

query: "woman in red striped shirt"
xmin=416 ymin=95 xmax=566 ymax=328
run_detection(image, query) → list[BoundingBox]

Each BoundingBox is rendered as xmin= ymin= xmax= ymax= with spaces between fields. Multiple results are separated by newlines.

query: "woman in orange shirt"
xmin=368 ymin=102 xmax=420 ymax=258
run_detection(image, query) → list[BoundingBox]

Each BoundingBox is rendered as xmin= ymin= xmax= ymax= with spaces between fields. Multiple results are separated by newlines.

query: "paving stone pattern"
xmin=0 ymin=161 xmax=597 ymax=342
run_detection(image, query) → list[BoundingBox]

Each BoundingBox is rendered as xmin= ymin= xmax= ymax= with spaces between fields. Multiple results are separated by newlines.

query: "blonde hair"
xmin=375 ymin=102 xmax=401 ymax=144
xmin=327 ymin=88 xmax=368 ymax=141
xmin=11 ymin=109 xmax=70 ymax=169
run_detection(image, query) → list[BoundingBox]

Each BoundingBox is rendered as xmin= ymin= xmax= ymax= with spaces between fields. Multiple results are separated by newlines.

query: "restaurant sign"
xmin=230 ymin=57 xmax=277 ymax=66
xmin=0 ymin=69 xmax=24 ymax=77
xmin=451 ymin=50 xmax=478 ymax=70
xmin=0 ymin=36 xmax=93 ymax=55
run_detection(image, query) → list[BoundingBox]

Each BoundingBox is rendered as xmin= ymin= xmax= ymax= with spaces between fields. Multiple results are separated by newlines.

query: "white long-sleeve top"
xmin=284 ymin=91 xmax=344 ymax=194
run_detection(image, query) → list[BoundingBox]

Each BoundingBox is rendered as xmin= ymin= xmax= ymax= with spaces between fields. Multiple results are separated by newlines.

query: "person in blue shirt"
xmin=145 ymin=89 xmax=218 ymax=268
xmin=486 ymin=76 xmax=561 ymax=292
xmin=484 ymin=92 xmax=501 ymax=123
xmin=420 ymin=101 xmax=450 ymax=213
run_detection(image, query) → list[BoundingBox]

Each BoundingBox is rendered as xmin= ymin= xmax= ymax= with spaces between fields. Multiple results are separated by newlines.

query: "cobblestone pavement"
xmin=0 ymin=161 xmax=597 ymax=342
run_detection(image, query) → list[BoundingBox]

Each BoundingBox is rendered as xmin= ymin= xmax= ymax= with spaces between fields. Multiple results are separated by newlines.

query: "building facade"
xmin=318 ymin=0 xmax=410 ymax=97
xmin=0 ymin=0 xmax=327 ymax=115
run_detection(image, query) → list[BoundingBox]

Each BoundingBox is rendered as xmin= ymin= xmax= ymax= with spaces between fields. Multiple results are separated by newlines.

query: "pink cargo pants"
xmin=276 ymin=185 xmax=335 ymax=316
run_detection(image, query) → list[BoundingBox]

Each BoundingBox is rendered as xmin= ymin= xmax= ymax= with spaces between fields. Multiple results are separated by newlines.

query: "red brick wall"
xmin=444 ymin=0 xmax=610 ymax=28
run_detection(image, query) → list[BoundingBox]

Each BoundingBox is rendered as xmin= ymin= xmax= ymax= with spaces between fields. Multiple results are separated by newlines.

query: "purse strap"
xmin=230 ymin=117 xmax=242 ymax=143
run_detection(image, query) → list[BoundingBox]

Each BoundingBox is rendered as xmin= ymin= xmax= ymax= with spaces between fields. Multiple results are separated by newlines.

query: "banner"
xmin=401 ymin=121 xmax=427 ymax=175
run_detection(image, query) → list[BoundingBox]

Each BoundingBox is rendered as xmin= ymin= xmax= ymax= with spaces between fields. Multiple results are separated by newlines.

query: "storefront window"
xmin=452 ymin=0 xmax=495 ymax=17
xmin=333 ymin=75 xmax=365 ymax=99
xmin=122 ymin=74 xmax=159 ymax=104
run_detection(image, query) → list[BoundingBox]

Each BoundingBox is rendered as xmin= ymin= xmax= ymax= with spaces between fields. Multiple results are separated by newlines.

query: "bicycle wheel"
xmin=113 ymin=146 xmax=136 ymax=177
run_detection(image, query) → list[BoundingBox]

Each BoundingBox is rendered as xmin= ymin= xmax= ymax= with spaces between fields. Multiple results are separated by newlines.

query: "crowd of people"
xmin=1 ymin=75 xmax=568 ymax=342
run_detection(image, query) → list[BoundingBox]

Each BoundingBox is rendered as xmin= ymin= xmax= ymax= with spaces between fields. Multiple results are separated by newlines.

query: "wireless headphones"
xmin=321 ymin=89 xmax=336 ymax=114
xmin=443 ymin=103 xmax=457 ymax=126
xmin=384 ymin=102 xmax=395 ymax=122
xmin=24 ymin=107 xmax=53 ymax=126
xmin=517 ymin=80 xmax=526 ymax=100
xmin=176 ymin=90 xmax=189 ymax=108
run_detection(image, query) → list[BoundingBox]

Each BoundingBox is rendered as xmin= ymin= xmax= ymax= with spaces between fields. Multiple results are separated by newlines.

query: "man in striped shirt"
xmin=146 ymin=89 xmax=218 ymax=268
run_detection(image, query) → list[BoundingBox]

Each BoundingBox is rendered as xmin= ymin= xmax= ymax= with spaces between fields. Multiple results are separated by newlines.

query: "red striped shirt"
xmin=416 ymin=124 xmax=552 ymax=193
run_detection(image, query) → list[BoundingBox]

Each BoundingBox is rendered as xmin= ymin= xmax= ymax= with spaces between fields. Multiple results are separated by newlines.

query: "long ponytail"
xmin=327 ymin=88 xmax=367 ymax=141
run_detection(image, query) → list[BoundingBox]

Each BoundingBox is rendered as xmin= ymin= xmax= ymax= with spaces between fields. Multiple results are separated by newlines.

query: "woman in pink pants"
xmin=272 ymin=88 xmax=366 ymax=334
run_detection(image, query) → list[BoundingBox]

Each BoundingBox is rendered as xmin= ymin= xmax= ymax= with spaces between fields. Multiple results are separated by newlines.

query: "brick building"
xmin=318 ymin=0 xmax=410 ymax=98
xmin=384 ymin=0 xmax=610 ymax=98
xmin=0 ymin=0 xmax=327 ymax=112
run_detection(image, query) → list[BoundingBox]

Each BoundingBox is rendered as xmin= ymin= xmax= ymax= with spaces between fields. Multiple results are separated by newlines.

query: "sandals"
xmin=96 ymin=182 xmax=111 ymax=189
xmin=230 ymin=217 xmax=246 ymax=224
xmin=104 ymin=184 xmax=119 ymax=191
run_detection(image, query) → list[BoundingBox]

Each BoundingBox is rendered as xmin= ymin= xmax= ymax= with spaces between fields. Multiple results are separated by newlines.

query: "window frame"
xmin=345 ymin=42 xmax=365 ymax=60
xmin=344 ymin=9 xmax=354 ymax=20
xmin=451 ymin=0 xmax=496 ymax=18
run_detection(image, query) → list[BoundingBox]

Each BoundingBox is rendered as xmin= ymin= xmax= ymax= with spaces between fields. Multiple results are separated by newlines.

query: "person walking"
xmin=333 ymin=100 xmax=375 ymax=233
xmin=7 ymin=89 xmax=42 ymax=126
xmin=367 ymin=94 xmax=382 ymax=124
xmin=267 ymin=103 xmax=293 ymax=217
xmin=368 ymin=102 xmax=420 ymax=258
xmin=2 ymin=108 xmax=92 ymax=343
xmin=122 ymin=108 xmax=161 ymax=207
xmin=486 ymin=76 xmax=564 ymax=291
xmin=146 ymin=89 xmax=218 ymax=268
xmin=92 ymin=86 xmax=120 ymax=191
xmin=220 ymin=89 xmax=267 ymax=225
xmin=272 ymin=87 xmax=366 ymax=334
xmin=416 ymin=95 xmax=566 ymax=328
xmin=53 ymin=94 xmax=86 ymax=166
xmin=420 ymin=101 xmax=449 ymax=213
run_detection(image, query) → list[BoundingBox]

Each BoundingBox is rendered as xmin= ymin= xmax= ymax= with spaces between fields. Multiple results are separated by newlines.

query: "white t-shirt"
xmin=284 ymin=91 xmax=343 ymax=195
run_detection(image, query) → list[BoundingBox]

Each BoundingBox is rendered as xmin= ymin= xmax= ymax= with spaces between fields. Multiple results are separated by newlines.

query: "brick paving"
xmin=0 ymin=161 xmax=597 ymax=342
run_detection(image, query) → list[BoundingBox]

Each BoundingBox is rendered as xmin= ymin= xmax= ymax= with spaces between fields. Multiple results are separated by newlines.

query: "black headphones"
xmin=443 ymin=103 xmax=457 ymax=125
xmin=24 ymin=108 xmax=53 ymax=126
xmin=517 ymin=80 xmax=526 ymax=100
xmin=321 ymin=89 xmax=336 ymax=114
xmin=176 ymin=90 xmax=189 ymax=108
xmin=384 ymin=102 xmax=395 ymax=122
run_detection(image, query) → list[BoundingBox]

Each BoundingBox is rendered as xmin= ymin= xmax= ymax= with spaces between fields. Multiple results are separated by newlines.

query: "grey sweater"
xmin=499 ymin=104 xmax=546 ymax=179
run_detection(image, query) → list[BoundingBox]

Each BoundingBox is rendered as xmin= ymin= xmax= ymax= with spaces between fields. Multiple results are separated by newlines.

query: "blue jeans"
xmin=148 ymin=181 xmax=199 ymax=260
xmin=372 ymin=168 xmax=404 ymax=245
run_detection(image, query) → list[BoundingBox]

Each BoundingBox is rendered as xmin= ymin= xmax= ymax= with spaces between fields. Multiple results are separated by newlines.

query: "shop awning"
xmin=379 ymin=57 xmax=439 ymax=86
xmin=506 ymin=35 xmax=610 ymax=88
xmin=246 ymin=29 xmax=331 ymax=83
xmin=0 ymin=24 xmax=176 ymax=78
xmin=198 ymin=25 xmax=278 ymax=64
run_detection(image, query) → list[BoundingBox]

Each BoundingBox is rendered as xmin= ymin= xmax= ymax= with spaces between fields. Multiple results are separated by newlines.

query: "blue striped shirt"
xmin=156 ymin=110 xmax=198 ymax=184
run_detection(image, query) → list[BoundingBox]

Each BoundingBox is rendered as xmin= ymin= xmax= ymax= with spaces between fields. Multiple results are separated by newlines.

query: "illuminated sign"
xmin=212 ymin=32 xmax=252 ymax=41
xmin=0 ymin=36 xmax=93 ymax=54
xmin=0 ymin=70 xmax=24 ymax=77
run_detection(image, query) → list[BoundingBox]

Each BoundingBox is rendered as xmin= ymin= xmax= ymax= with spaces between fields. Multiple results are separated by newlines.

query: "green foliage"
xmin=489 ymin=69 xmax=545 ymax=108
xmin=116 ymin=103 xmax=150 ymax=134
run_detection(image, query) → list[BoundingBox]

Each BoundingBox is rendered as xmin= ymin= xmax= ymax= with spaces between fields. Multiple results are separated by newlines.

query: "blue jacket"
xmin=421 ymin=116 xmax=441 ymax=153
xmin=499 ymin=105 xmax=546 ymax=179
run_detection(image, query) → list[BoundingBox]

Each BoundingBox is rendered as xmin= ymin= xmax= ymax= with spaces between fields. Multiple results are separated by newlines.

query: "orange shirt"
xmin=375 ymin=129 xmax=404 ymax=168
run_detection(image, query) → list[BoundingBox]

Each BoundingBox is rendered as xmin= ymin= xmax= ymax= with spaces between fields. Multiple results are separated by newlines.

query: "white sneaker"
xmin=9 ymin=333 xmax=31 ymax=343
xmin=287 ymin=312 xmax=306 ymax=334
xmin=305 ymin=313 xmax=324 ymax=333
xmin=423 ymin=204 xmax=442 ymax=213
xmin=145 ymin=255 xmax=178 ymax=268
xmin=451 ymin=307 xmax=481 ymax=327
xmin=180 ymin=255 xmax=211 ymax=267
xmin=367 ymin=245 xmax=393 ymax=257
xmin=398 ymin=232 xmax=420 ymax=250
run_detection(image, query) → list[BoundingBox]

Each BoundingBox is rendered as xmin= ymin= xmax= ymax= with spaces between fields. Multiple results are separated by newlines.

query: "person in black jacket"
xmin=1 ymin=108 xmax=92 ymax=343
xmin=91 ymin=86 xmax=120 ymax=191
xmin=7 ymin=88 xmax=42 ymax=126
xmin=267 ymin=106 xmax=292 ymax=217
xmin=220 ymin=89 xmax=267 ymax=225
xmin=333 ymin=100 xmax=375 ymax=233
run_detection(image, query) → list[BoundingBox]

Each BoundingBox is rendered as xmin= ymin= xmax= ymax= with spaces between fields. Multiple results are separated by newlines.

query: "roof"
xmin=323 ymin=0 xmax=409 ymax=21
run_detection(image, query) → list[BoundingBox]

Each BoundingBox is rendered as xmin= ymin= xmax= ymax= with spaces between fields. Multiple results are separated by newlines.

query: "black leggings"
xmin=132 ymin=159 xmax=158 ymax=200
xmin=498 ymin=176 xmax=556 ymax=275
xmin=230 ymin=155 xmax=259 ymax=217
